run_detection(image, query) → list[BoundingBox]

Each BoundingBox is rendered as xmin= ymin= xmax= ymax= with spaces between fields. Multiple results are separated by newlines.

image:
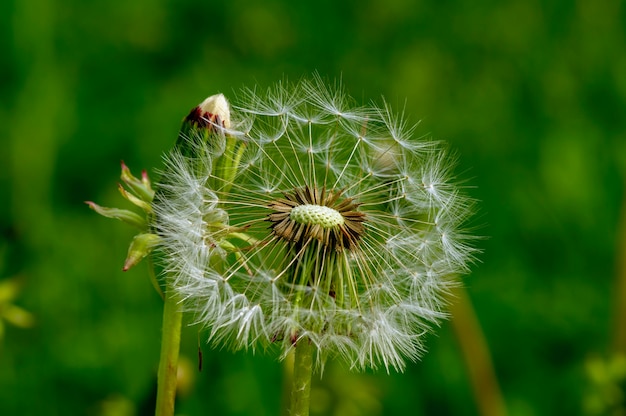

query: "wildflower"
xmin=153 ymin=78 xmax=478 ymax=372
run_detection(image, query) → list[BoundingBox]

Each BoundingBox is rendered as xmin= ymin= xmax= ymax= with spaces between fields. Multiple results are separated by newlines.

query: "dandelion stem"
xmin=449 ymin=285 xmax=507 ymax=416
xmin=155 ymin=288 xmax=182 ymax=416
xmin=290 ymin=338 xmax=313 ymax=416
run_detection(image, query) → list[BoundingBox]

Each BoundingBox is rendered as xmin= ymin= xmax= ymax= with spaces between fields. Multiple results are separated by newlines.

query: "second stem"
xmin=155 ymin=289 xmax=183 ymax=416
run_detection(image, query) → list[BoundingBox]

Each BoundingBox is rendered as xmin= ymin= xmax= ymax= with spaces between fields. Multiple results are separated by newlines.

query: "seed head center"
xmin=290 ymin=204 xmax=344 ymax=228
xmin=268 ymin=186 xmax=366 ymax=251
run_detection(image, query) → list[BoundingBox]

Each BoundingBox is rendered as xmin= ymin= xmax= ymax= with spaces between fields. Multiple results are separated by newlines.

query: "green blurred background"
xmin=2 ymin=0 xmax=625 ymax=415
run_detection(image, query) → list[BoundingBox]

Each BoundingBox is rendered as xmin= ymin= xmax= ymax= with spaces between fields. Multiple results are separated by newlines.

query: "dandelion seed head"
xmin=153 ymin=79 xmax=479 ymax=372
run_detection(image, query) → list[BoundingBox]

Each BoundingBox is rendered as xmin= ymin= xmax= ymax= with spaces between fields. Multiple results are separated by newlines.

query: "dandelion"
xmin=153 ymin=78 xmax=478 ymax=382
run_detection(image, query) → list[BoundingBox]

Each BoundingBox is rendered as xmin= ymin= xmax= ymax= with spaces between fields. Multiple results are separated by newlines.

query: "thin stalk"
xmin=612 ymin=187 xmax=626 ymax=353
xmin=290 ymin=338 xmax=313 ymax=416
xmin=147 ymin=256 xmax=165 ymax=300
xmin=155 ymin=288 xmax=183 ymax=416
xmin=449 ymin=285 xmax=507 ymax=416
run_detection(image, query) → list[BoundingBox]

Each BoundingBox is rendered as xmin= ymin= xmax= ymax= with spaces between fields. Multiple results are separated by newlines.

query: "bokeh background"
xmin=2 ymin=0 xmax=625 ymax=415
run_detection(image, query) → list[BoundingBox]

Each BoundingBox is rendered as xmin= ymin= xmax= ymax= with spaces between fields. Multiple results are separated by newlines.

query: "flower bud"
xmin=186 ymin=93 xmax=231 ymax=129
xmin=123 ymin=233 xmax=160 ymax=271
xmin=176 ymin=94 xmax=232 ymax=158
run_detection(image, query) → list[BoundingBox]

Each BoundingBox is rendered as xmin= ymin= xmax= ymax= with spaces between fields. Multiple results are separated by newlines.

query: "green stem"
xmin=155 ymin=288 xmax=183 ymax=416
xmin=449 ymin=285 xmax=507 ymax=416
xmin=281 ymin=352 xmax=295 ymax=416
xmin=290 ymin=338 xmax=313 ymax=416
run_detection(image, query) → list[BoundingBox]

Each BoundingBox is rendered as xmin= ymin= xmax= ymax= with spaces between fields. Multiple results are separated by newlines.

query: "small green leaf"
xmin=118 ymin=184 xmax=152 ymax=213
xmin=120 ymin=161 xmax=155 ymax=202
xmin=85 ymin=201 xmax=146 ymax=229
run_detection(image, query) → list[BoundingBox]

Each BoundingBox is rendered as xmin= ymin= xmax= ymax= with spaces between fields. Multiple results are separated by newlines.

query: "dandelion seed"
xmin=153 ymin=78 xmax=478 ymax=372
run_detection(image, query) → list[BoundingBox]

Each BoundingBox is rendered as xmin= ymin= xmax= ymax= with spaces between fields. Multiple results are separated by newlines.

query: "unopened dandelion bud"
xmin=178 ymin=94 xmax=231 ymax=158
xmin=123 ymin=233 xmax=160 ymax=271
xmin=196 ymin=93 xmax=231 ymax=129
